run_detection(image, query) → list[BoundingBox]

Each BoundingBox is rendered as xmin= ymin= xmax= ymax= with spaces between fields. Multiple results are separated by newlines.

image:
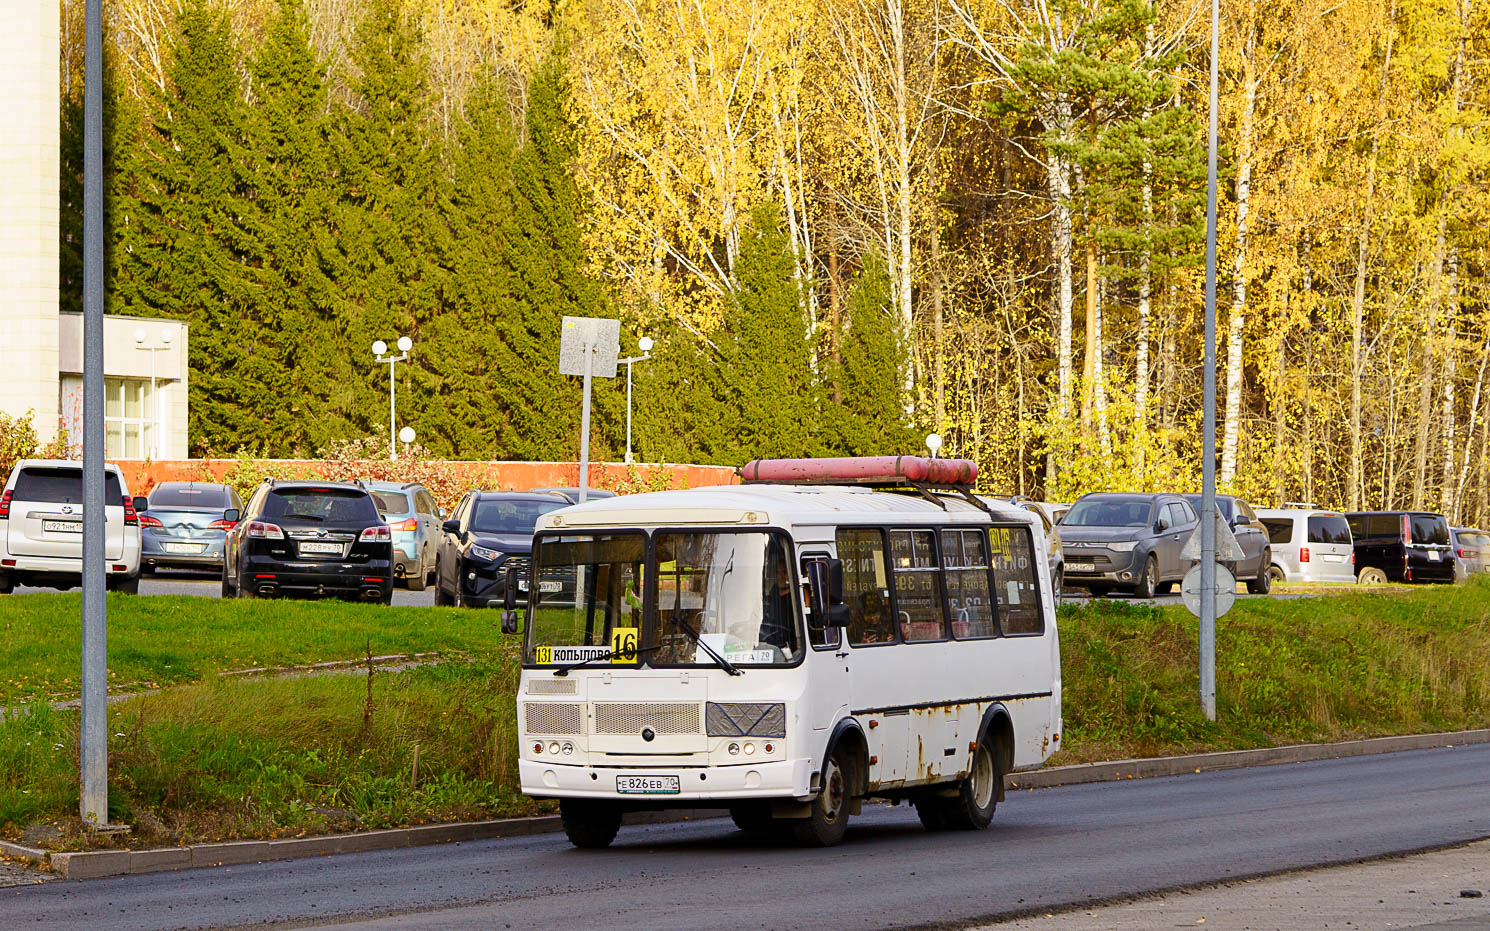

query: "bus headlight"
xmin=561 ymin=742 xmax=574 ymax=755
xmin=728 ymin=742 xmax=741 ymax=755
xmin=743 ymin=742 xmax=756 ymax=755
xmin=548 ymin=742 xmax=561 ymax=755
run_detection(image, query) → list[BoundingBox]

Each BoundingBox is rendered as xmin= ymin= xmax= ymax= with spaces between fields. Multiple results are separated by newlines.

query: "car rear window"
xmin=1307 ymin=514 xmax=1352 ymax=545
xmin=1462 ymin=531 xmax=1490 ymax=548
xmin=1410 ymin=514 xmax=1451 ymax=546
xmin=150 ymin=485 xmax=227 ymax=508
xmin=13 ymin=467 xmax=124 ymax=504
xmin=1261 ymin=519 xmax=1294 ymax=545
xmin=371 ymin=491 xmax=412 ymax=515
xmin=264 ymin=488 xmax=380 ymax=523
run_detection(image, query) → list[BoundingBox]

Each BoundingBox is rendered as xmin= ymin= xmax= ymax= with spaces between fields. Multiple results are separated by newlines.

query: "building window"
xmin=105 ymin=378 xmax=155 ymax=459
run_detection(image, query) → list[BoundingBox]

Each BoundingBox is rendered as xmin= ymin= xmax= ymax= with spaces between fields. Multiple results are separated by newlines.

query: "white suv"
xmin=0 ymin=459 xmax=142 ymax=594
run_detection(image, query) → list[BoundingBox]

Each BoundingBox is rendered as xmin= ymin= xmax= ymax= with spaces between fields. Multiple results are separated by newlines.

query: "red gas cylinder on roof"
xmin=738 ymin=456 xmax=978 ymax=488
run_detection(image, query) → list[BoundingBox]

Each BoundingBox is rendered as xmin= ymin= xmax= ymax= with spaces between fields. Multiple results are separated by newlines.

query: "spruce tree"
xmin=492 ymin=41 xmax=618 ymax=461
xmin=829 ymin=252 xmax=917 ymax=455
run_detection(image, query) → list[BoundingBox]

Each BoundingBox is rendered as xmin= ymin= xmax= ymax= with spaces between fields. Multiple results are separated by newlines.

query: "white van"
xmin=1255 ymin=508 xmax=1355 ymax=584
xmin=0 ymin=459 xmax=142 ymax=594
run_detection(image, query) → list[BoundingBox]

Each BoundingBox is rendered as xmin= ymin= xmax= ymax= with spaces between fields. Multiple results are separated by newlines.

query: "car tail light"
xmin=387 ymin=518 xmax=418 ymax=532
xmin=1299 ymin=547 xmax=1310 ymax=563
xmin=246 ymin=520 xmax=285 ymax=539
xmin=208 ymin=518 xmax=237 ymax=531
xmin=0 ymin=490 xmax=11 ymax=519
xmin=1403 ymin=514 xmax=1412 ymax=547
xmin=123 ymin=496 xmax=139 ymax=526
xmin=360 ymin=525 xmax=392 ymax=543
xmin=139 ymin=514 xmax=164 ymax=530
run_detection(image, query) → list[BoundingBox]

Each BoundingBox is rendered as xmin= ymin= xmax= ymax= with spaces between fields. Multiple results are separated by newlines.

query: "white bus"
xmin=509 ymin=457 xmax=1061 ymax=848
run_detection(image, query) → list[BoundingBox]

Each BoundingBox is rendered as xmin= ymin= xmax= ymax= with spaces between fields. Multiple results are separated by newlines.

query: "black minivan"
xmin=1344 ymin=511 xmax=1456 ymax=584
xmin=222 ymin=480 xmax=394 ymax=603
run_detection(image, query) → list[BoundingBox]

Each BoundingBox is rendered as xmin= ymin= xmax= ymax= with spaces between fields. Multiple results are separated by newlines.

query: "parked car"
xmin=1255 ymin=508 xmax=1355 ymax=584
xmin=984 ymin=494 xmax=1065 ymax=601
xmin=1451 ymin=527 xmax=1490 ymax=579
xmin=1058 ymin=492 xmax=1199 ymax=598
xmin=528 ymin=487 xmax=617 ymax=504
xmin=434 ymin=491 xmax=568 ymax=607
xmin=0 ymin=459 xmax=142 ymax=594
xmin=1344 ymin=511 xmax=1456 ymax=584
xmin=365 ymin=481 xmax=444 ymax=591
xmin=1180 ymin=494 xmax=1273 ymax=594
xmin=222 ymin=480 xmax=393 ymax=603
xmin=139 ymin=481 xmax=241 ymax=574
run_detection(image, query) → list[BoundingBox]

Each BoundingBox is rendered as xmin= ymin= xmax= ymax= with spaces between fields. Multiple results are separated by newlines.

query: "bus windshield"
xmin=649 ymin=531 xmax=800 ymax=667
xmin=526 ymin=533 xmax=646 ymax=666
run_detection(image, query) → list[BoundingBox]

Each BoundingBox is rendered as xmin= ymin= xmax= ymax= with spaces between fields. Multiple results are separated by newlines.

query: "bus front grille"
xmin=593 ymin=702 xmax=702 ymax=736
xmin=523 ymin=702 xmax=584 ymax=735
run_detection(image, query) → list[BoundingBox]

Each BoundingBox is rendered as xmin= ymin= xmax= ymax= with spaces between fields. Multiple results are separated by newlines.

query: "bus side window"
xmin=835 ymin=529 xmax=895 ymax=645
xmin=890 ymin=530 xmax=948 ymax=642
xmin=942 ymin=529 xmax=996 ymax=639
xmin=989 ymin=526 xmax=1043 ymax=635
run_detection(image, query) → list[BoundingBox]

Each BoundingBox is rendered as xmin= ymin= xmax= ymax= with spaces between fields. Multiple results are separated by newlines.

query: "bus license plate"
xmin=616 ymin=775 xmax=680 ymax=795
xmin=43 ymin=520 xmax=82 ymax=533
xmin=299 ymin=541 xmax=342 ymax=555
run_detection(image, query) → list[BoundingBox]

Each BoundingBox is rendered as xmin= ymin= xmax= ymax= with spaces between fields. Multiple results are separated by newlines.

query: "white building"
xmin=1 ymin=1 xmax=189 ymax=460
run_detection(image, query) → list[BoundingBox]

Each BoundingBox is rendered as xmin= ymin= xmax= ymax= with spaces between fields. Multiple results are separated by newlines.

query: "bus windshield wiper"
xmin=668 ymin=616 xmax=743 ymax=676
xmin=553 ymin=642 xmax=662 ymax=676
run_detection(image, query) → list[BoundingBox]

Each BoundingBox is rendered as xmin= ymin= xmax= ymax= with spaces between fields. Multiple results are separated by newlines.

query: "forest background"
xmin=55 ymin=0 xmax=1490 ymax=524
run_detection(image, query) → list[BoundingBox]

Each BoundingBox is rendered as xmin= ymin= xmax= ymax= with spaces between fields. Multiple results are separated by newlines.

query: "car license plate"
xmin=1428 ymin=550 xmax=1441 ymax=561
xmin=616 ymin=775 xmax=680 ymax=795
xmin=518 ymin=580 xmax=562 ymax=593
xmin=163 ymin=542 xmax=205 ymax=554
xmin=1068 ymin=562 xmax=1095 ymax=573
xmin=43 ymin=520 xmax=81 ymax=533
xmin=299 ymin=541 xmax=342 ymax=555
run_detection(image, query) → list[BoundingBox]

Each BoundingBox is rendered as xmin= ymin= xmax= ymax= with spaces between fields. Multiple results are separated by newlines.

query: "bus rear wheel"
xmin=559 ymin=799 xmax=622 ymax=849
xmin=939 ymin=738 xmax=1000 ymax=830
xmin=792 ymin=749 xmax=850 ymax=847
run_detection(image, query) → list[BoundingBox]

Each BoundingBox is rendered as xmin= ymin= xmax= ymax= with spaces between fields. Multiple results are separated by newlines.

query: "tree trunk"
xmin=931 ymin=223 xmax=945 ymax=431
xmin=1136 ymin=166 xmax=1152 ymax=478
xmin=1220 ymin=44 xmax=1257 ymax=488
xmin=1439 ymin=248 xmax=1458 ymax=516
xmin=1095 ymin=267 xmax=1109 ymax=456
xmin=1050 ymin=149 xmax=1075 ymax=425
xmin=1412 ymin=224 xmax=1445 ymax=510
xmin=1082 ymin=238 xmax=1097 ymax=436
xmin=1454 ymin=328 xmax=1489 ymax=519
xmin=1350 ymin=0 xmax=1397 ymax=511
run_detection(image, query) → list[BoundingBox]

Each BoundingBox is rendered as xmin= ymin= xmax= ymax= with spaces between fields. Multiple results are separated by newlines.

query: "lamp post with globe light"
xmin=133 ymin=326 xmax=173 ymax=458
xmin=925 ymin=433 xmax=943 ymax=459
xmin=620 ymin=336 xmax=654 ymax=463
xmin=373 ymin=336 xmax=412 ymax=461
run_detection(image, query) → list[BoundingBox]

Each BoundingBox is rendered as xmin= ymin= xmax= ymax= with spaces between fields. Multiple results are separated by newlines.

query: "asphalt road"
xmin=4 ymin=744 xmax=1486 ymax=930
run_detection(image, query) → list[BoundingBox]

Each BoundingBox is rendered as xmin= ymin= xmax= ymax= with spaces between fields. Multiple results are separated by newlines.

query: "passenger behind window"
xmin=759 ymin=548 xmax=798 ymax=651
xmin=853 ymin=590 xmax=894 ymax=644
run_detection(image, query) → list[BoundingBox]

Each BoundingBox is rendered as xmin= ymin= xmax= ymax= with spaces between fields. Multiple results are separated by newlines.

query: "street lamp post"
xmin=620 ymin=336 xmax=654 ymax=464
xmin=373 ymin=336 xmax=412 ymax=461
xmin=133 ymin=326 xmax=173 ymax=459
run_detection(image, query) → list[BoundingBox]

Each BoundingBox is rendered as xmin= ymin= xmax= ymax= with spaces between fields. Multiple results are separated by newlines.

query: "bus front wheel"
xmin=560 ymin=799 xmax=622 ymax=849
xmin=792 ymin=750 xmax=851 ymax=847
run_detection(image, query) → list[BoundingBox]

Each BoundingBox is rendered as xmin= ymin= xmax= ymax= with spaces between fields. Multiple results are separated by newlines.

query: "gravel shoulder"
xmin=978 ymin=839 xmax=1490 ymax=931
xmin=0 ymin=856 xmax=53 ymax=887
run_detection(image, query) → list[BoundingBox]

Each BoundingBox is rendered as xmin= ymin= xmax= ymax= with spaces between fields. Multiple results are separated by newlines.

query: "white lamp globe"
xmin=925 ymin=433 xmax=943 ymax=457
xmin=133 ymin=327 xmax=146 ymax=344
xmin=160 ymin=328 xmax=173 ymax=345
xmin=372 ymin=339 xmax=388 ymax=356
xmin=397 ymin=336 xmax=413 ymax=353
xmin=398 ymin=426 xmax=416 ymax=444
xmin=638 ymin=336 xmax=654 ymax=353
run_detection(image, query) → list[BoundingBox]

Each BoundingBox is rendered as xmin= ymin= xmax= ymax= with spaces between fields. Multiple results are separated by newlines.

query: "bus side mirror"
xmin=805 ymin=561 xmax=830 ymax=631
xmin=826 ymin=558 xmax=845 ymax=604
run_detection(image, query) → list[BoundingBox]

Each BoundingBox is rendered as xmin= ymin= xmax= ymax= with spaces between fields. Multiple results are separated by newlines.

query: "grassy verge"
xmin=1056 ymin=575 xmax=1490 ymax=762
xmin=2 ymin=579 xmax=1487 ymax=849
xmin=0 ymin=593 xmax=509 ymax=704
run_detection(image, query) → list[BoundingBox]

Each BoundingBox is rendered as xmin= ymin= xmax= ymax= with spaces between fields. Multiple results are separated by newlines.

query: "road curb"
xmin=39 ymin=809 xmax=727 ymax=879
xmin=25 ymin=728 xmax=1490 ymax=880
xmin=1006 ymin=728 xmax=1490 ymax=790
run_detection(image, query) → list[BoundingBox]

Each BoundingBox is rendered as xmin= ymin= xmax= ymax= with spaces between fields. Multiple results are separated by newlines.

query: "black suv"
xmin=434 ymin=491 xmax=567 ymax=607
xmin=1345 ymin=511 xmax=1456 ymax=584
xmin=222 ymin=480 xmax=394 ymax=603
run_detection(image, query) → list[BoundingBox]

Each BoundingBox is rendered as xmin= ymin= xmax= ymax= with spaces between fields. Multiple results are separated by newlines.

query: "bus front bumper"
xmin=520 ymin=757 xmax=813 ymax=802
